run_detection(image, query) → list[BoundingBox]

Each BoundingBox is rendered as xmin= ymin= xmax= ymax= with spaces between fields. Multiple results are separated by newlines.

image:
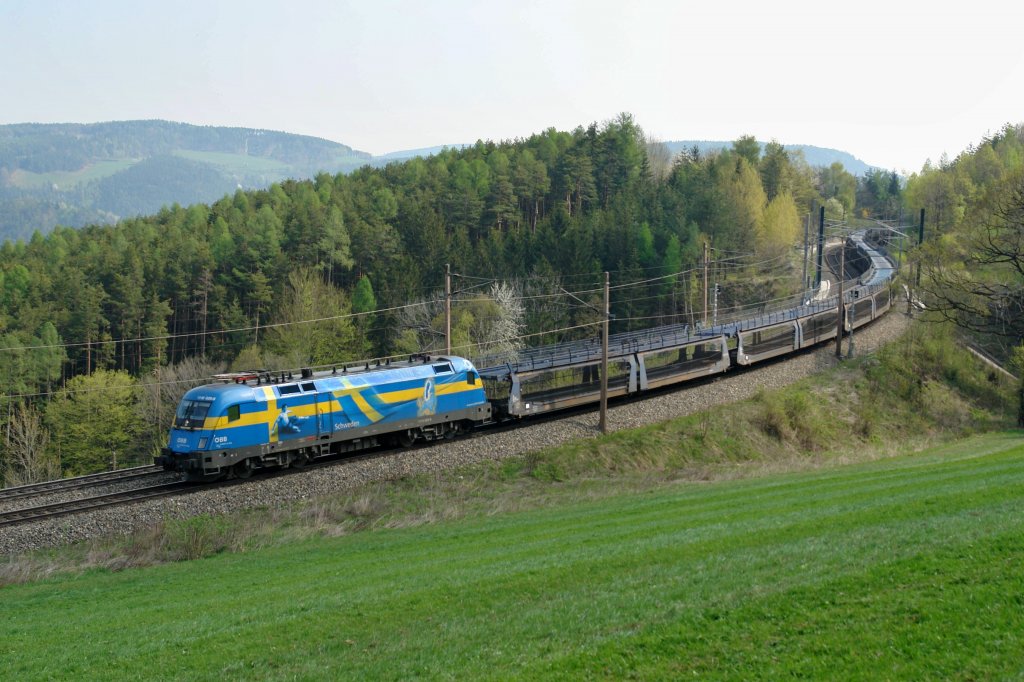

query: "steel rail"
xmin=0 ymin=465 xmax=165 ymax=503
xmin=0 ymin=481 xmax=194 ymax=528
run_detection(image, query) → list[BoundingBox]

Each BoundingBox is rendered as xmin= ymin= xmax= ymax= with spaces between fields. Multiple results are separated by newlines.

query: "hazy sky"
xmin=3 ymin=0 xmax=1022 ymax=173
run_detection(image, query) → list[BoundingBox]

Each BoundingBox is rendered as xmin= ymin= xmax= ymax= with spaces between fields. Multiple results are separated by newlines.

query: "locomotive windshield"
xmin=175 ymin=399 xmax=212 ymax=429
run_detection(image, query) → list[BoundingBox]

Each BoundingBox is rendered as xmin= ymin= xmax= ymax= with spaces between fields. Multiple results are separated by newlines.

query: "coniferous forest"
xmin=3 ymin=114 xmax=1022 ymax=481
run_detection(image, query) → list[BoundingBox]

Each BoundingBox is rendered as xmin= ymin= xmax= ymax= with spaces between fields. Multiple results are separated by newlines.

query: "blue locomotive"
xmin=157 ymin=355 xmax=491 ymax=481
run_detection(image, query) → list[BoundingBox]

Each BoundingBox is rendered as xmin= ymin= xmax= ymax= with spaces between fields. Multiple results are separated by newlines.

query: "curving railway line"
xmin=0 ymin=229 xmax=900 ymax=532
xmin=0 ymin=401 xmax=591 ymax=529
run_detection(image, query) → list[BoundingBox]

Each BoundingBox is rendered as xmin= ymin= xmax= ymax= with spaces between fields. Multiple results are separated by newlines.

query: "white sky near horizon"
xmin=2 ymin=0 xmax=1022 ymax=175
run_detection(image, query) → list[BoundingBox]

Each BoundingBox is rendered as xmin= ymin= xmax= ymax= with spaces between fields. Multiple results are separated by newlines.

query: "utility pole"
xmin=847 ymin=302 xmax=855 ymax=359
xmin=898 ymin=224 xmax=905 ymax=273
xmin=156 ymin=346 xmax=162 ymax=431
xmin=702 ymin=241 xmax=709 ymax=326
xmin=445 ymin=263 xmax=452 ymax=356
xmin=815 ymin=206 xmax=825 ymax=288
xmin=915 ymin=208 xmax=925 ymax=287
xmin=802 ymin=212 xmax=810 ymax=291
xmin=599 ymin=271 xmax=610 ymax=434
xmin=835 ymin=240 xmax=846 ymax=358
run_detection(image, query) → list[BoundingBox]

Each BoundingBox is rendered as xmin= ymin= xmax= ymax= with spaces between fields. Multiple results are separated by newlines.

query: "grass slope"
xmin=4 ymin=432 xmax=1023 ymax=679
xmin=8 ymin=159 xmax=139 ymax=190
xmin=172 ymin=149 xmax=295 ymax=176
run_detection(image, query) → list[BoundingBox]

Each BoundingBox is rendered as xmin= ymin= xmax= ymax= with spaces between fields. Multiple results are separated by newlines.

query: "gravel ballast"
xmin=0 ymin=312 xmax=912 ymax=556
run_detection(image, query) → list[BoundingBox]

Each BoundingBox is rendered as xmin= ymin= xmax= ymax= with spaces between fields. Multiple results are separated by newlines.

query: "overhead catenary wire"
xmin=0 ymin=320 xmax=606 ymax=401
xmin=5 ymin=245 xmax=870 ymax=402
xmin=59 ymin=313 xmax=483 ymax=371
xmin=450 ymin=247 xmax=774 ymax=288
xmin=0 ymin=299 xmax=437 ymax=353
xmin=0 ymin=280 xmax=610 ymax=355
xmin=419 ymin=321 xmax=602 ymax=356
xmin=453 ymin=253 xmax=798 ymax=311
xmin=0 ymin=248 xmax=797 ymax=364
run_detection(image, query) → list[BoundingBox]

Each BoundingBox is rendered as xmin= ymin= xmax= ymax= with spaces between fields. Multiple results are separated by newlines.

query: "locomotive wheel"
xmin=291 ymin=451 xmax=308 ymax=469
xmin=397 ymin=430 xmax=415 ymax=448
xmin=233 ymin=458 xmax=253 ymax=479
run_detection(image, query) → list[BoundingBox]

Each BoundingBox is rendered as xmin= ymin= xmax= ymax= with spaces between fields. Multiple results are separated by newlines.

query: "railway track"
xmin=0 ymin=239 xmax=896 ymax=533
xmin=0 ymin=465 xmax=166 ymax=504
xmin=0 ymin=444 xmax=429 ymax=529
xmin=0 ymin=481 xmax=197 ymax=528
xmin=0 ymin=310 xmax=905 ymax=542
xmin=0 ymin=337 xmax=855 ymax=532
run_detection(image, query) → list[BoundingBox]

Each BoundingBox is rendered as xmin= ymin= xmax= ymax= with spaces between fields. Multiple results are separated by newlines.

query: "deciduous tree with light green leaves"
xmin=264 ymin=268 xmax=356 ymax=367
xmin=351 ymin=275 xmax=377 ymax=359
xmin=818 ymin=162 xmax=857 ymax=218
xmin=758 ymin=191 xmax=801 ymax=259
xmin=732 ymin=135 xmax=760 ymax=167
xmin=725 ymin=158 xmax=767 ymax=247
xmin=45 ymin=369 xmax=142 ymax=475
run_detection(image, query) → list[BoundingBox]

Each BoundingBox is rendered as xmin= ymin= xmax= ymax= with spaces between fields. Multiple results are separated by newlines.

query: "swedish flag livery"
xmin=158 ymin=356 xmax=491 ymax=480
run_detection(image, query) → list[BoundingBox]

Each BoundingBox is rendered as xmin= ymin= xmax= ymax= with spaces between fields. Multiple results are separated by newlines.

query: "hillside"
xmin=0 ymin=120 xmax=372 ymax=240
xmin=0 ymin=120 xmax=879 ymax=241
xmin=8 ymin=433 xmax=1024 ymax=679
xmin=2 ymin=324 xmax=1020 ymax=677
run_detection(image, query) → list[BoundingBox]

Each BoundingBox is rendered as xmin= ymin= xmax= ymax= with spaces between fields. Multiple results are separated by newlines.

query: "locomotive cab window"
xmin=227 ymin=404 xmax=240 ymax=422
xmin=278 ymin=385 xmax=301 ymax=396
xmin=432 ymin=363 xmax=453 ymax=374
xmin=301 ymin=382 xmax=316 ymax=392
xmin=175 ymin=400 xmax=212 ymax=429
xmin=467 ymin=371 xmax=478 ymax=385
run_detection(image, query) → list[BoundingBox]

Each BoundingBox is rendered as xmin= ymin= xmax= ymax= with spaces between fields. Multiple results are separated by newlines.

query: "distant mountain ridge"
xmin=373 ymin=144 xmax=470 ymax=161
xmin=0 ymin=121 xmax=876 ymax=241
xmin=0 ymin=120 xmax=372 ymax=174
xmin=662 ymin=140 xmax=875 ymax=176
xmin=0 ymin=120 xmax=373 ymax=240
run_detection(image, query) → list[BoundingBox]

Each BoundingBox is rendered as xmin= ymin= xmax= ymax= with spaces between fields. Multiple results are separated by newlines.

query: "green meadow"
xmin=8 ymin=159 xmax=139 ymax=189
xmin=4 ymin=431 xmax=1023 ymax=680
